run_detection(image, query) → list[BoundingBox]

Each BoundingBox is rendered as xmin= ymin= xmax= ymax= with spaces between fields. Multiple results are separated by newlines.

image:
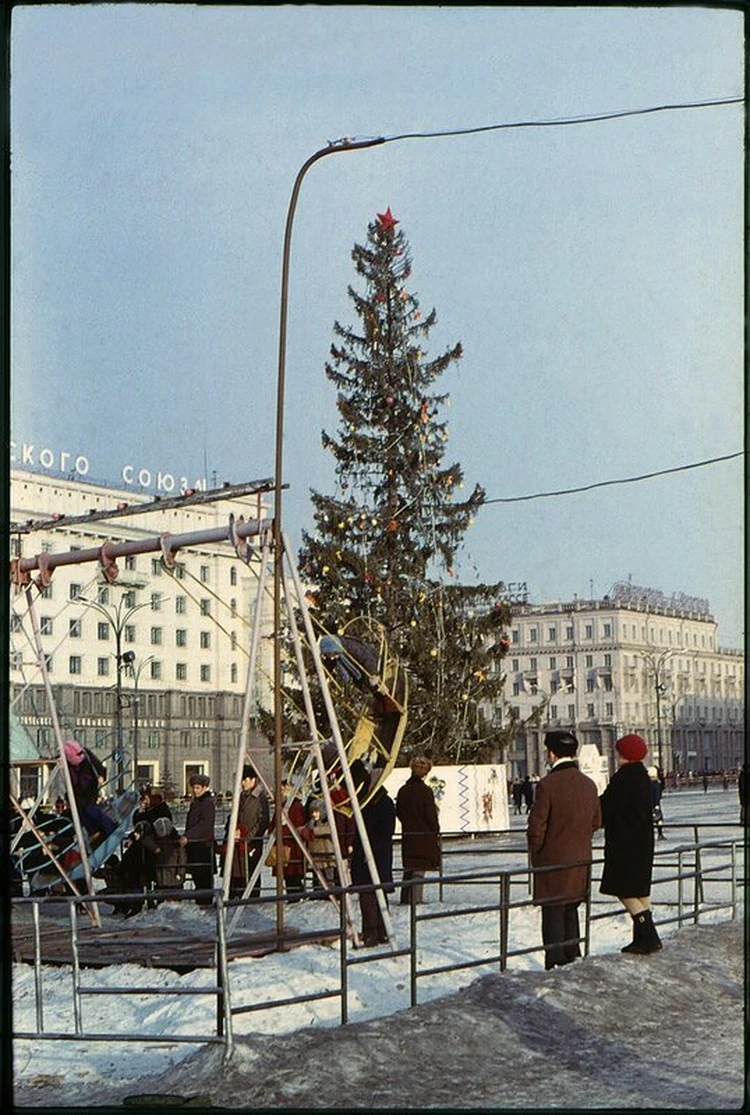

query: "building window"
xmin=200 ymin=631 xmax=211 ymax=650
xmin=124 ymin=625 xmax=136 ymax=643
xmin=151 ymin=627 xmax=163 ymax=646
xmin=549 ymin=657 xmax=557 ymax=669
xmin=550 ymin=679 xmax=559 ymax=694
xmin=40 ymin=616 xmax=53 ymax=636
xmin=512 ymin=681 xmax=521 ymax=696
xmin=97 ymin=586 xmax=109 ymax=605
xmin=603 ymin=676 xmax=613 ymax=691
xmin=200 ymin=565 xmax=210 ymax=583
xmin=586 ymin=678 xmax=595 ymax=693
xmin=230 ymin=566 xmax=238 ymax=586
xmin=151 ymin=558 xmax=162 ymax=576
xmin=604 ymin=653 xmax=611 ymax=666
xmin=151 ymin=592 xmax=162 ymax=611
xmin=548 ymin=627 xmax=557 ymax=642
xmin=585 ymin=655 xmax=593 ymax=668
xmin=603 ymin=623 xmax=612 ymax=637
xmin=200 ymin=599 xmax=211 ymax=616
xmin=10 ymin=613 xmax=22 ymax=632
xmin=529 ymin=628 xmax=538 ymax=643
xmin=97 ymin=657 xmax=110 ymax=676
xmin=174 ymin=562 xmax=185 ymax=580
xmin=565 ymin=626 xmax=574 ymax=640
xmin=231 ymin=632 xmax=237 ymax=651
xmin=584 ymin=624 xmax=593 ymax=639
xmin=200 ymin=664 xmax=211 ymax=683
xmin=511 ymin=629 xmax=519 ymax=644
xmin=123 ymin=590 xmax=136 ymax=608
xmin=566 ymin=656 xmax=574 ymax=668
xmin=175 ymin=596 xmax=187 ymax=615
xmin=40 ymin=584 xmax=53 ymax=599
xmin=176 ymin=629 xmax=187 ymax=647
xmin=150 ymin=660 xmax=162 ymax=681
xmin=124 ymin=554 xmax=136 ymax=571
xmin=529 ymin=657 xmax=537 ymax=671
xmin=550 ymin=704 xmax=557 ymax=719
xmin=606 ymin=703 xmax=614 ymax=717
xmin=511 ymin=658 xmax=519 ymax=672
xmin=231 ymin=662 xmax=238 ymax=683
xmin=69 ymin=618 xmax=81 ymax=638
xmin=568 ymin=704 xmax=575 ymax=719
xmin=230 ymin=598 xmax=237 ymax=617
xmin=587 ymin=703 xmax=595 ymax=718
xmin=69 ymin=656 xmax=82 ymax=675
xmin=69 ymin=583 xmax=81 ymax=601
xmin=176 ymin=663 xmax=187 ymax=681
xmin=97 ymin=622 xmax=110 ymax=640
xmin=11 ymin=651 xmax=22 ymax=670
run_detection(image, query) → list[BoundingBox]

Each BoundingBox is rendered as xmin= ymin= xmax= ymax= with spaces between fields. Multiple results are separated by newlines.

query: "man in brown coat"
xmin=396 ymin=756 xmax=441 ymax=905
xmin=527 ymin=730 xmax=602 ymax=970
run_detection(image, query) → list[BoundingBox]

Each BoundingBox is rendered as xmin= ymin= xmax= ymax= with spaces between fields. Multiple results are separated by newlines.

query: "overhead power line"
xmin=483 ymin=452 xmax=744 ymax=505
xmin=374 ymin=97 xmax=744 ymax=144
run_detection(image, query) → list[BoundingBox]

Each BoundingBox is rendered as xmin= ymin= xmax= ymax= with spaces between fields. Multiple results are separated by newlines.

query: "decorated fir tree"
xmin=298 ymin=208 xmax=512 ymax=764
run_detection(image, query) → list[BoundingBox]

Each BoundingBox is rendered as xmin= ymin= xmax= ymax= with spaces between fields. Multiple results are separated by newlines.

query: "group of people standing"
xmin=528 ymin=729 xmax=663 ymax=971
xmin=268 ymin=755 xmax=441 ymax=947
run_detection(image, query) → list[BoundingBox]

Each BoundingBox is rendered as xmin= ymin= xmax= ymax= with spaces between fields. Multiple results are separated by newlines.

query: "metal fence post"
xmin=409 ymin=896 xmax=418 ymax=1008
xmin=340 ymin=888 xmax=348 ymax=1026
xmin=498 ymin=872 xmax=510 ymax=972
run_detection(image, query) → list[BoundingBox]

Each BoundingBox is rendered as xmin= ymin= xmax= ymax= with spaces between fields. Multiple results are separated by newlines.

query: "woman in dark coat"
xmin=396 ymin=756 xmax=440 ymax=905
xmin=600 ymin=733 xmax=662 ymax=955
xmin=350 ymin=775 xmax=396 ymax=946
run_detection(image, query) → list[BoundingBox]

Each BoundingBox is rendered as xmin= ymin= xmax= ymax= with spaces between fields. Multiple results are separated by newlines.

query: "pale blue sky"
xmin=10 ymin=5 xmax=745 ymax=645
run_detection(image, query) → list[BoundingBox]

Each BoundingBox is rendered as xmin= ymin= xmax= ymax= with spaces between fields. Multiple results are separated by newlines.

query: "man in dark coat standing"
xmin=226 ymin=765 xmax=269 ymax=898
xmin=179 ymin=773 xmax=216 ymax=905
xmin=396 ymin=755 xmax=440 ymax=905
xmin=600 ymin=733 xmax=662 ymax=955
xmin=527 ymin=730 xmax=601 ymax=971
xmin=351 ymin=772 xmax=396 ymax=946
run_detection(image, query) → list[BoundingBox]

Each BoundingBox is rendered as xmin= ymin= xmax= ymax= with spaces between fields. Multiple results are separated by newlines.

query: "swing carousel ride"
xmin=9 ymin=480 xmax=408 ymax=945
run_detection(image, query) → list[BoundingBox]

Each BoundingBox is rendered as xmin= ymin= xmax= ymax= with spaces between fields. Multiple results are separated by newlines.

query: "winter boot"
xmin=621 ymin=909 xmax=662 ymax=954
xmin=639 ymin=908 xmax=663 ymax=953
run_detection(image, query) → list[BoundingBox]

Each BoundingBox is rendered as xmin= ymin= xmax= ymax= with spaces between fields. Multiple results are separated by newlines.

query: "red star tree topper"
xmin=377 ymin=206 xmax=399 ymax=232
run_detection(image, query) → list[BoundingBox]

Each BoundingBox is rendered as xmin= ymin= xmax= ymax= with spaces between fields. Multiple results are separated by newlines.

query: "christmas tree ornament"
xmin=377 ymin=207 xmax=399 ymax=231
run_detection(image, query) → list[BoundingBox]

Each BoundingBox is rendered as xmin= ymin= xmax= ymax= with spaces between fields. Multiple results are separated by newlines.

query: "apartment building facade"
xmin=10 ymin=468 xmax=274 ymax=796
xmin=495 ymin=586 xmax=744 ymax=779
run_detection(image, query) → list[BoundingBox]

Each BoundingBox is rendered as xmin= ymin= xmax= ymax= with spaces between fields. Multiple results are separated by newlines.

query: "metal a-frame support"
xmin=221 ymin=529 xmax=394 ymax=948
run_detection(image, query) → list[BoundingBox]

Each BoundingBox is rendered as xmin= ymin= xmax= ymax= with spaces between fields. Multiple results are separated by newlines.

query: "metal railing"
xmin=12 ymin=828 xmax=744 ymax=1063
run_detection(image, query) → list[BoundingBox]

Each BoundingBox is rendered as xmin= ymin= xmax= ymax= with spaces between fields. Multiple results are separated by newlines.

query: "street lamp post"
xmin=271 ymin=137 xmax=384 ymax=937
xmin=77 ymin=593 xmax=151 ymax=793
xmin=123 ymin=653 xmax=155 ymax=787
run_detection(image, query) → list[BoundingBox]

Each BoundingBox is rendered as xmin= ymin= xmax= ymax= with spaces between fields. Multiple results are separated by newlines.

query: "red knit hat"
xmin=616 ymin=734 xmax=648 ymax=762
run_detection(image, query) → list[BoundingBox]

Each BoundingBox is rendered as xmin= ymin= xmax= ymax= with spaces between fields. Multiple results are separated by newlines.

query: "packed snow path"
xmin=14 ymin=920 xmax=743 ymax=1109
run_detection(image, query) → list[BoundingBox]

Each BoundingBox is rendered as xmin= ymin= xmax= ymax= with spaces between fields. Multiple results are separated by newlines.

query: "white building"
xmin=495 ymin=584 xmax=744 ymax=778
xmin=10 ymin=467 xmax=274 ymax=796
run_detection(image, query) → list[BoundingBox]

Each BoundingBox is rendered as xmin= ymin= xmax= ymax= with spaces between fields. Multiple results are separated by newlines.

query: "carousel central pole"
xmin=272 ymin=138 xmax=383 ymax=939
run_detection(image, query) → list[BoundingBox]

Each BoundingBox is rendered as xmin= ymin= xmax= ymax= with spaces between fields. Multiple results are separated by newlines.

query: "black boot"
xmin=622 ymin=910 xmax=662 ymax=954
xmin=639 ymin=909 xmax=663 ymax=953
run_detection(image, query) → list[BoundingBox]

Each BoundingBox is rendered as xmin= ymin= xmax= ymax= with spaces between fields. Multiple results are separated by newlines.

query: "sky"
xmin=11 ymin=791 xmax=743 ymax=1107
xmin=9 ymin=5 xmax=746 ymax=646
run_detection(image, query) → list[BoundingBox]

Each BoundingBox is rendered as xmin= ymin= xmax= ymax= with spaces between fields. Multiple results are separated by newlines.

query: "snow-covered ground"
xmin=12 ymin=787 xmax=745 ymax=1108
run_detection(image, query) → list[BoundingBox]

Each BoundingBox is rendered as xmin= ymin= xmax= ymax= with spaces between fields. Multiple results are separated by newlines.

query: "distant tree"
xmin=298 ymin=208 xmax=511 ymax=764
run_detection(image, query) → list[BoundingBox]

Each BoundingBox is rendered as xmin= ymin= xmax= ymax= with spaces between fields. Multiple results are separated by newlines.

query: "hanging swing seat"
xmin=29 ymin=788 xmax=139 ymax=893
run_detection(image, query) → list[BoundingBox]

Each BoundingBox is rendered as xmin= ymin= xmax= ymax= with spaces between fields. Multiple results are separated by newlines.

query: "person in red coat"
xmin=527 ymin=730 xmax=602 ymax=970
